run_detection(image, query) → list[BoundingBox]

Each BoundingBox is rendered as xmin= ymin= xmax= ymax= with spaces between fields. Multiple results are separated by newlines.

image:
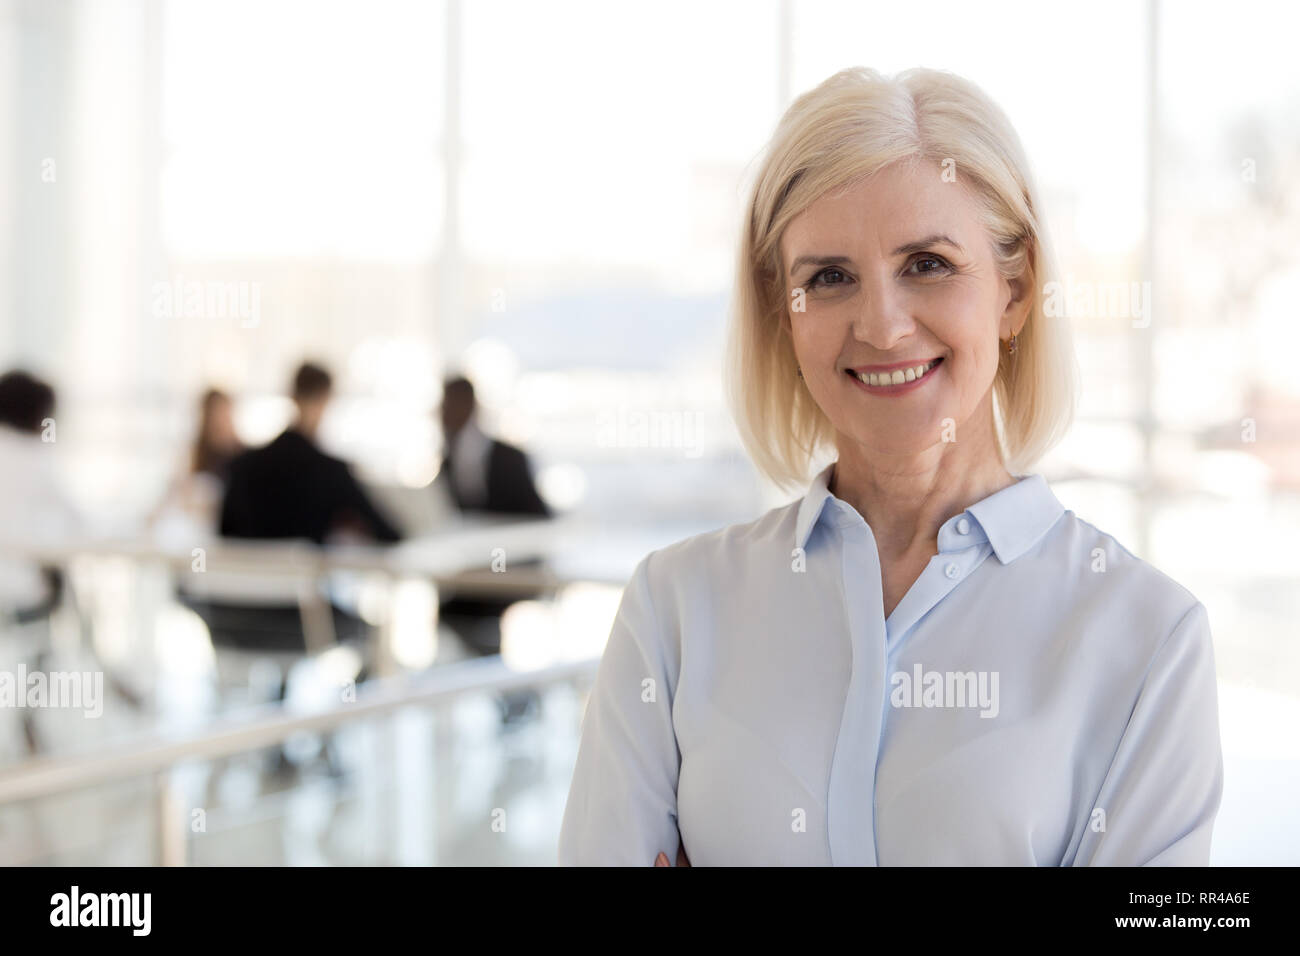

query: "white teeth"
xmin=854 ymin=359 xmax=938 ymax=387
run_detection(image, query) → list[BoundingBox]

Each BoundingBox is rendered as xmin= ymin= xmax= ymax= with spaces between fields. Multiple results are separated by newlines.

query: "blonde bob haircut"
xmin=725 ymin=66 xmax=1078 ymax=492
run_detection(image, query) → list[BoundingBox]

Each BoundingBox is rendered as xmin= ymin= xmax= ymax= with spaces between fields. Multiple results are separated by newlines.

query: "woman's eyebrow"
xmin=890 ymin=233 xmax=965 ymax=256
xmin=787 ymin=234 xmax=964 ymax=277
xmin=788 ymin=254 xmax=852 ymax=277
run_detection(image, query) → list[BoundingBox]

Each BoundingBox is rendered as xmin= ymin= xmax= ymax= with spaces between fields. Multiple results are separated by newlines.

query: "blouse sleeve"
xmin=1071 ymin=601 xmax=1224 ymax=866
xmin=558 ymin=551 xmax=683 ymax=865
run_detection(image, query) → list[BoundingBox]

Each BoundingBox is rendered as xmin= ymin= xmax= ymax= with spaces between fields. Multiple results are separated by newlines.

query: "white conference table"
xmin=3 ymin=514 xmax=645 ymax=586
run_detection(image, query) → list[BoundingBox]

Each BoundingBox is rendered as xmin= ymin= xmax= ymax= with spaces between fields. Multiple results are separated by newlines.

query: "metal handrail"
xmin=0 ymin=654 xmax=599 ymax=806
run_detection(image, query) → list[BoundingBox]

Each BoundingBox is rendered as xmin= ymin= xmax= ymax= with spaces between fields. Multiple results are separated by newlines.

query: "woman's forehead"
xmin=788 ymin=172 xmax=983 ymax=256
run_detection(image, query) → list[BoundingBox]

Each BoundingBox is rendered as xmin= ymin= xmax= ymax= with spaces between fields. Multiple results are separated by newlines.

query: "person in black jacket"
xmin=221 ymin=363 xmax=402 ymax=544
xmin=437 ymin=376 xmax=550 ymax=518
xmin=436 ymin=375 xmax=552 ymax=722
xmin=193 ymin=362 xmax=402 ymax=657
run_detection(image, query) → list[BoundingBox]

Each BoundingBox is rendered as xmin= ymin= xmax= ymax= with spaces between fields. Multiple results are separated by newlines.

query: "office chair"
xmin=174 ymin=555 xmax=372 ymax=775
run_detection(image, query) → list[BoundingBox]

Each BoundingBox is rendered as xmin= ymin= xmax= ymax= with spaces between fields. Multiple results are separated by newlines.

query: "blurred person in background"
xmin=173 ymin=363 xmax=405 ymax=777
xmin=192 ymin=387 xmax=245 ymax=483
xmin=0 ymin=369 xmax=81 ymax=754
xmin=221 ymin=362 xmax=402 ymax=546
xmin=0 ymin=369 xmax=78 ymax=619
xmin=179 ymin=362 xmax=402 ymax=679
xmin=435 ymin=374 xmax=551 ymax=723
xmin=437 ymin=375 xmax=551 ymax=518
xmin=150 ymin=387 xmax=246 ymax=536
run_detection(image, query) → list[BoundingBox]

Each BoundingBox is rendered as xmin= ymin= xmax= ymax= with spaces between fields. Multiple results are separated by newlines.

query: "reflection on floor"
xmin=0 ymin=677 xmax=585 ymax=866
xmin=0 ymin=593 xmax=595 ymax=868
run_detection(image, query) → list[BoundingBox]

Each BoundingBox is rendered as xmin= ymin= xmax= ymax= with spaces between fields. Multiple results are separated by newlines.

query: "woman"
xmin=150 ymin=387 xmax=245 ymax=536
xmin=558 ymin=67 xmax=1223 ymax=866
xmin=191 ymin=387 xmax=244 ymax=483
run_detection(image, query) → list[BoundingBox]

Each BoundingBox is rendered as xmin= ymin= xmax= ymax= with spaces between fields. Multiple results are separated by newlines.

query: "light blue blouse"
xmin=558 ymin=462 xmax=1224 ymax=865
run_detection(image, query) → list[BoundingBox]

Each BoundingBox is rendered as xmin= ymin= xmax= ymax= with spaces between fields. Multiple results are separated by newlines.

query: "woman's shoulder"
xmin=1046 ymin=507 xmax=1207 ymax=638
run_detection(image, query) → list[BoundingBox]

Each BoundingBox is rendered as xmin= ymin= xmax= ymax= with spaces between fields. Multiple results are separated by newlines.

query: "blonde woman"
xmin=559 ymin=67 xmax=1223 ymax=866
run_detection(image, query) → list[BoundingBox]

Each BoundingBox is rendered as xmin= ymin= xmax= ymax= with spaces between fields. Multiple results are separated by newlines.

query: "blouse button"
xmin=944 ymin=562 xmax=960 ymax=579
xmin=956 ymin=517 xmax=971 ymax=535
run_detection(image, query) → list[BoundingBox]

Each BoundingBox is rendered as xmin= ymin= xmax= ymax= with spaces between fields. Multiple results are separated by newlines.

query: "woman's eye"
xmin=810 ymin=267 xmax=849 ymax=288
xmin=908 ymin=254 xmax=951 ymax=275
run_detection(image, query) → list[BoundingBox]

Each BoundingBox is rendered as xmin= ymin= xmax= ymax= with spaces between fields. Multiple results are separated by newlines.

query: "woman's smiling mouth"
xmin=845 ymin=356 xmax=943 ymax=395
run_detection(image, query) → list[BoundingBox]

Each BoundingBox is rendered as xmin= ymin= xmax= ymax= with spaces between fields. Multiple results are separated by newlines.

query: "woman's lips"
xmin=845 ymin=356 xmax=943 ymax=395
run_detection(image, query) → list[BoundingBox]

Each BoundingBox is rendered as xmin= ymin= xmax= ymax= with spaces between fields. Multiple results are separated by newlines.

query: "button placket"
xmin=827 ymin=511 xmax=886 ymax=866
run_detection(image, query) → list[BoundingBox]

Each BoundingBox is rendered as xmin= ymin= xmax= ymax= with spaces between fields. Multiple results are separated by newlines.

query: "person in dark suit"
xmin=221 ymin=364 xmax=402 ymax=545
xmin=436 ymin=375 xmax=552 ymax=721
xmin=438 ymin=376 xmax=550 ymax=518
xmin=190 ymin=362 xmax=403 ymax=656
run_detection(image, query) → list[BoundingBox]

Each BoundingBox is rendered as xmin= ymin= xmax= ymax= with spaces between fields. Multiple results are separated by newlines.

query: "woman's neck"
xmin=830 ymin=414 xmax=1014 ymax=562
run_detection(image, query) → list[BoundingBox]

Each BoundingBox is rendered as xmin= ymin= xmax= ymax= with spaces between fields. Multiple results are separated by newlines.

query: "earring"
xmin=1007 ymin=331 xmax=1018 ymax=356
xmin=796 ymin=366 xmax=803 ymax=379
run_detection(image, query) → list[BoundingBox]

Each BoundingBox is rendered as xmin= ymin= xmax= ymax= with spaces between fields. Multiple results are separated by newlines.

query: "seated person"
xmin=435 ymin=375 xmax=552 ymax=721
xmin=220 ymin=364 xmax=401 ymax=546
xmin=150 ymin=387 xmax=246 ymax=538
xmin=181 ymin=362 xmax=402 ymax=655
xmin=0 ymin=369 xmax=77 ymax=623
xmin=0 ymin=370 xmax=79 ymax=755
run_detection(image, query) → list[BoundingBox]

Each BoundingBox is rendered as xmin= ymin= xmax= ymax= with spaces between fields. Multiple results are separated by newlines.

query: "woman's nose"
xmin=850 ymin=280 xmax=915 ymax=350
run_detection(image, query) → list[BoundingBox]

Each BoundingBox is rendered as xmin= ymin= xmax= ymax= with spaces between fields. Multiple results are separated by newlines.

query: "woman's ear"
xmin=1000 ymin=269 xmax=1033 ymax=340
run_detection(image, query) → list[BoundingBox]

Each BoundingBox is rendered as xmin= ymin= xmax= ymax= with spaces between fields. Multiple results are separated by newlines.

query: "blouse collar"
xmin=794 ymin=460 xmax=1066 ymax=564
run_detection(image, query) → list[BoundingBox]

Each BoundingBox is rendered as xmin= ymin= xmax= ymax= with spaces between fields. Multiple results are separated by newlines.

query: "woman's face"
xmin=207 ymin=396 xmax=238 ymax=448
xmin=780 ymin=160 xmax=1027 ymax=461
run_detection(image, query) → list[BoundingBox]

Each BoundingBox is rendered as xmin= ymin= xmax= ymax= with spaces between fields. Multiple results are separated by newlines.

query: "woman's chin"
xmin=838 ymin=415 xmax=952 ymax=455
